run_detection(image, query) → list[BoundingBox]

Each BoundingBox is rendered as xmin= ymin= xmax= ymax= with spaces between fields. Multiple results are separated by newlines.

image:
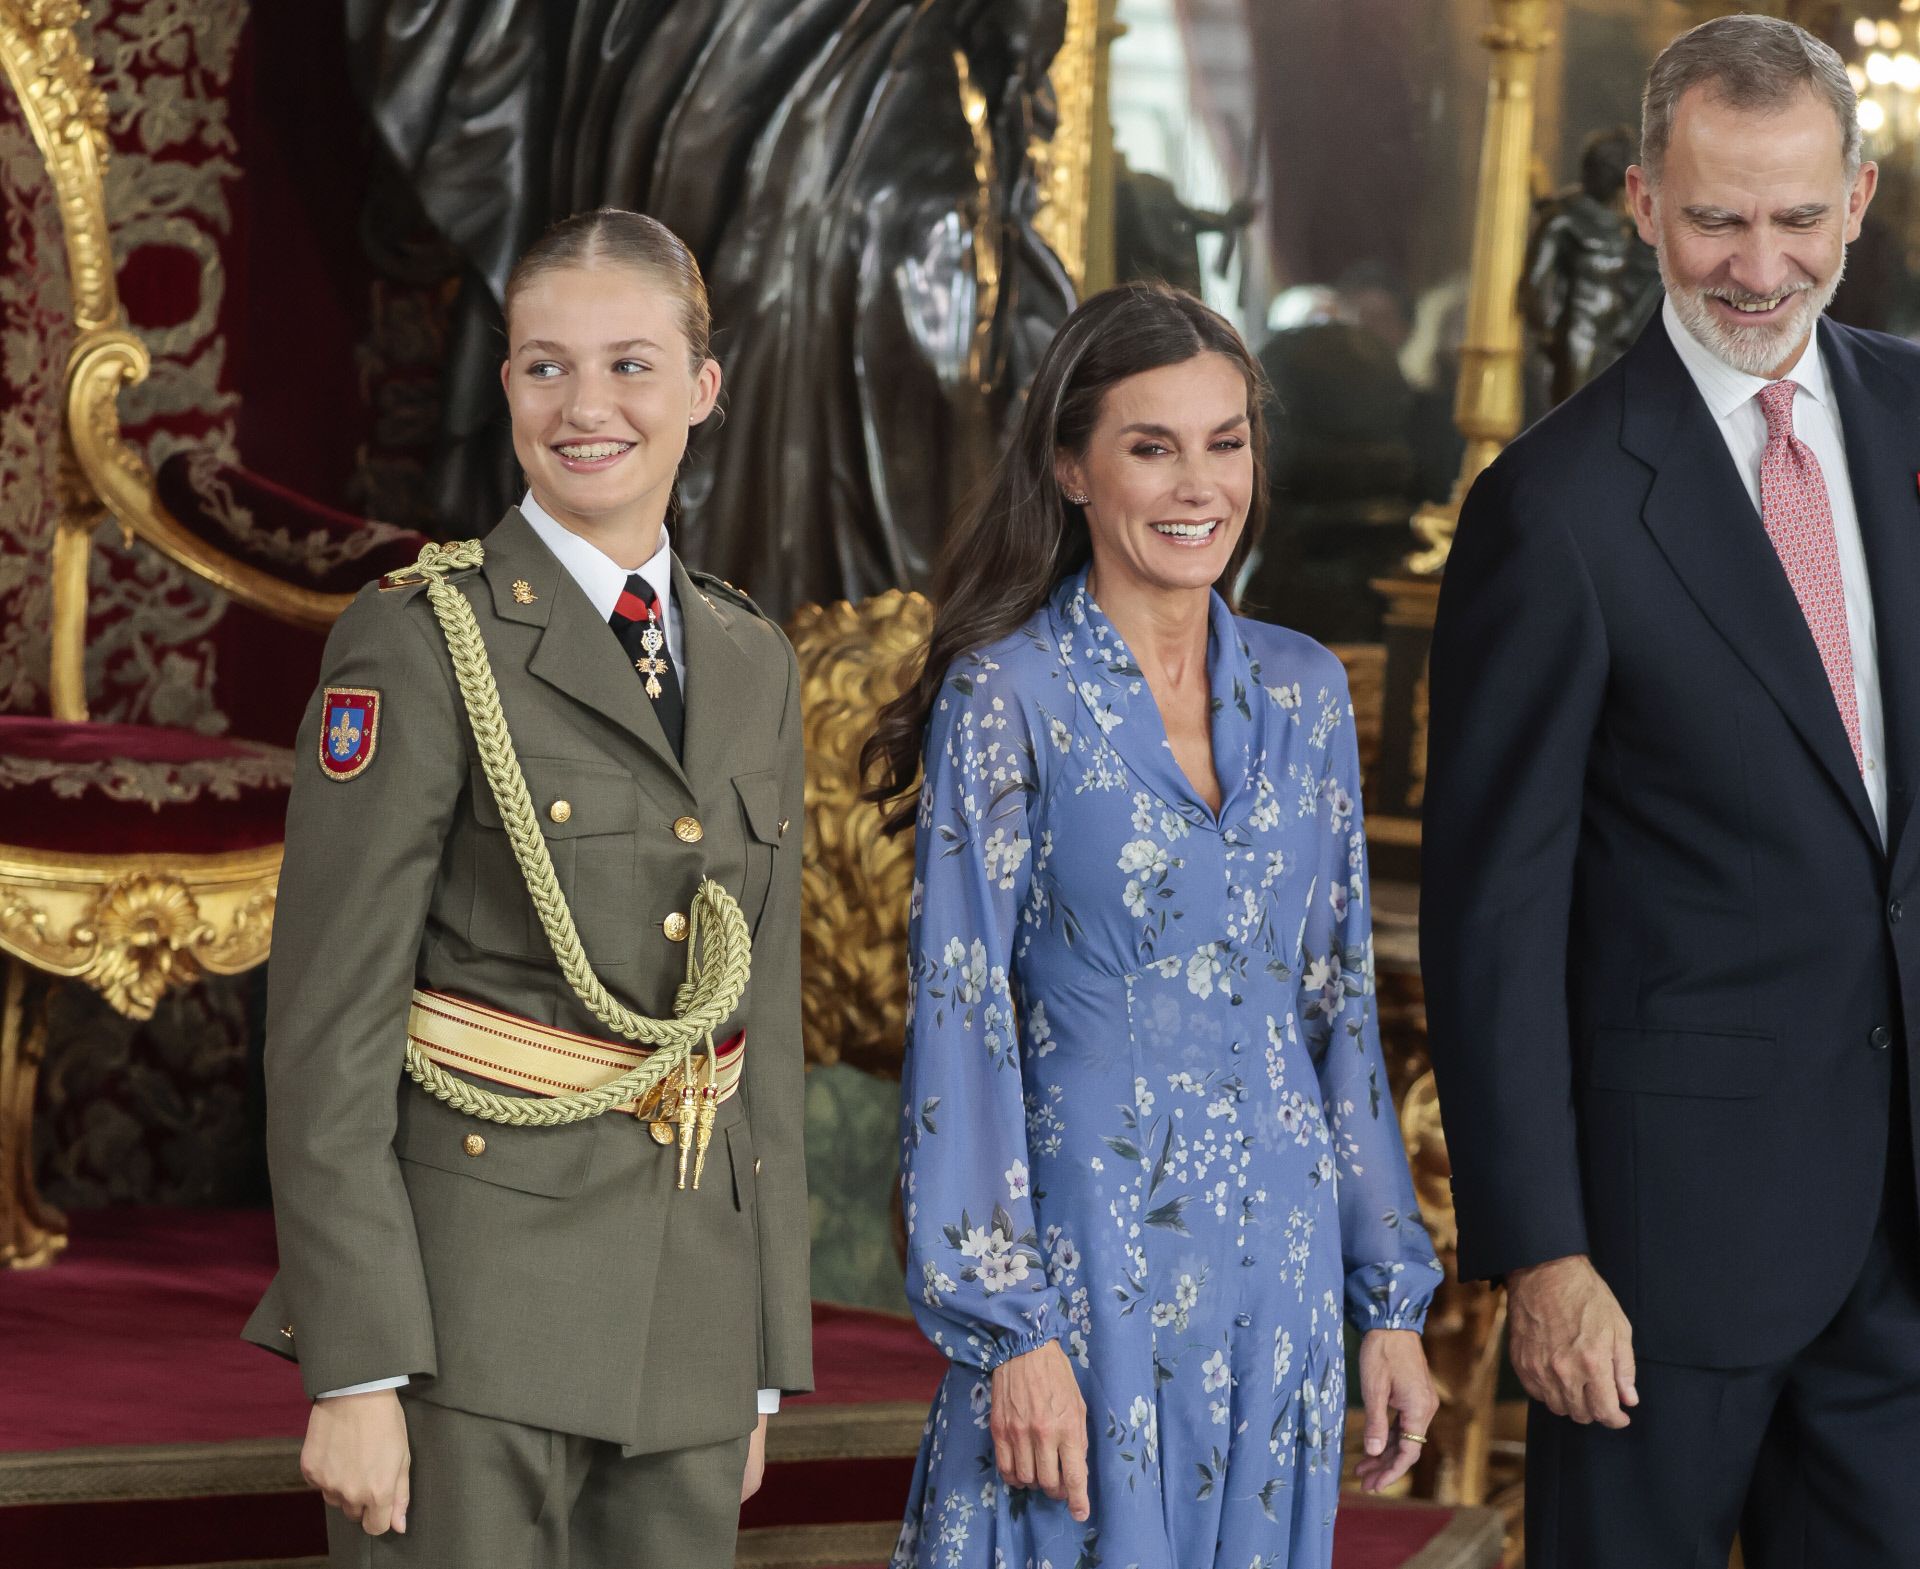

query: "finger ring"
xmin=1397 ymin=1430 xmax=1429 ymax=1445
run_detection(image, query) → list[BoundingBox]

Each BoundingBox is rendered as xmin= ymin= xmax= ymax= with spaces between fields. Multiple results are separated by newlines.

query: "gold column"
xmin=1035 ymin=0 xmax=1119 ymax=295
xmin=1409 ymin=0 xmax=1555 ymax=573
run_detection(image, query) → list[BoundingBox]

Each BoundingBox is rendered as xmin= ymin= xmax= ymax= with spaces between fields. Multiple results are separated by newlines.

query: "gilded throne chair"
xmin=0 ymin=0 xmax=427 ymax=1266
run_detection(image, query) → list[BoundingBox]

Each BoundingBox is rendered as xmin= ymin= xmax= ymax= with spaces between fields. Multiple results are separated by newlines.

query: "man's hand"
xmin=1354 ymin=1329 xmax=1440 ymax=1492
xmin=1506 ymin=1254 xmax=1638 ymax=1428
xmin=990 ymin=1341 xmax=1091 ymax=1522
xmin=741 ymin=1412 xmax=769 ymax=1503
xmin=302 ymin=1388 xmax=411 ymax=1535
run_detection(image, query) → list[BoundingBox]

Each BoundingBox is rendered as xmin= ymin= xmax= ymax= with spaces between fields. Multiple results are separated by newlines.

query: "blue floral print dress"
xmin=890 ymin=569 xmax=1442 ymax=1569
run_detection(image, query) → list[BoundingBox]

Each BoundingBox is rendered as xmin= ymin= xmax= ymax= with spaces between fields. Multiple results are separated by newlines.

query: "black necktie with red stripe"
xmin=608 ymin=574 xmax=684 ymax=760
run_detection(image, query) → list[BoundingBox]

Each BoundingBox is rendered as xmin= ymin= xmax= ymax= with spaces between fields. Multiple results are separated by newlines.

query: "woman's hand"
xmin=740 ymin=1412 xmax=769 ymax=1502
xmin=1354 ymin=1328 xmax=1440 ymax=1493
xmin=989 ymin=1341 xmax=1091 ymax=1522
xmin=301 ymin=1389 xmax=411 ymax=1535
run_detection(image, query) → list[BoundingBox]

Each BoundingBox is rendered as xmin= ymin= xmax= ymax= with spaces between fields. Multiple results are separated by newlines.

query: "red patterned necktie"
xmin=1756 ymin=379 xmax=1863 ymax=772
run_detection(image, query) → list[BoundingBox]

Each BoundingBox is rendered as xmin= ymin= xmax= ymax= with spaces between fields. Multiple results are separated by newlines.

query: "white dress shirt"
xmin=1662 ymin=297 xmax=1888 ymax=842
xmin=320 ymin=494 xmax=778 ymax=1414
xmin=519 ymin=490 xmax=684 ymax=672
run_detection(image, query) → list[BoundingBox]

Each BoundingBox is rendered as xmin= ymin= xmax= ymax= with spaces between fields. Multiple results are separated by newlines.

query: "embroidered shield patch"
xmin=318 ymin=687 xmax=379 ymax=780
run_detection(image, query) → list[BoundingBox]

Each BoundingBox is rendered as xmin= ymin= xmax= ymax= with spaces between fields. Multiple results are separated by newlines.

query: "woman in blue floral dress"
xmin=864 ymin=284 xmax=1443 ymax=1569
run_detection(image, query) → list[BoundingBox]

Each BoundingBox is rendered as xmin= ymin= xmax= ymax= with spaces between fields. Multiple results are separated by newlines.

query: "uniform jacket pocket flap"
xmin=470 ymin=758 xmax=639 ymax=839
xmin=1586 ymin=1028 xmax=1779 ymax=1099
xmin=734 ymin=770 xmax=783 ymax=845
xmin=395 ymin=1087 xmax=594 ymax=1196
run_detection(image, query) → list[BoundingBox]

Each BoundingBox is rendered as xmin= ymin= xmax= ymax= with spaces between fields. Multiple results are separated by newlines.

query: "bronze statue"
xmin=1112 ymin=153 xmax=1259 ymax=295
xmin=1521 ymin=127 xmax=1663 ymax=407
xmin=346 ymin=0 xmax=1075 ymax=618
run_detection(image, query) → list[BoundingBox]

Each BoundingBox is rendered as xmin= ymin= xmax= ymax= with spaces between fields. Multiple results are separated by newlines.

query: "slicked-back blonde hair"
xmin=504 ymin=208 xmax=713 ymax=369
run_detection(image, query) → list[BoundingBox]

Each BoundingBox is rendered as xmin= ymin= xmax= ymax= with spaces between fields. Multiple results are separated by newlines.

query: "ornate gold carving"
xmin=191 ymin=885 xmax=275 ymax=974
xmin=2 ymin=2 xmax=351 ymax=636
xmin=785 ymin=590 xmax=933 ymax=1078
xmin=0 ymin=0 xmax=113 ymax=333
xmin=1409 ymin=0 xmax=1555 ymax=573
xmin=66 ymin=330 xmax=352 ymax=629
xmin=1032 ymin=0 xmax=1106 ymax=290
xmin=1399 ymin=1068 xmax=1509 ymax=1508
xmin=1328 ymin=642 xmax=1387 ymax=784
xmin=0 ymin=845 xmax=283 ymax=1021
xmin=1 ymin=955 xmax=67 ymax=1268
xmin=71 ymin=874 xmax=215 ymax=1018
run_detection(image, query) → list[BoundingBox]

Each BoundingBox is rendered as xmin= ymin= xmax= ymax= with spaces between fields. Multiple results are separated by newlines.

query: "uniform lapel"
xmin=1821 ymin=321 xmax=1920 ymax=869
xmin=1622 ymin=320 xmax=1881 ymax=849
xmin=479 ymin=509 xmax=690 ymax=789
xmin=672 ymin=557 xmax=758 ymax=786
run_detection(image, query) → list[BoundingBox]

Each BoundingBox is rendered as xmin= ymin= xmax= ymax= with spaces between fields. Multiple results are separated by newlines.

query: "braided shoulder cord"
xmin=393 ymin=540 xmax=751 ymax=1127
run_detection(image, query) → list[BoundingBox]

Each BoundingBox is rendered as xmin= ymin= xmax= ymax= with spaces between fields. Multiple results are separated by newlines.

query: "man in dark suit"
xmin=1423 ymin=16 xmax=1920 ymax=1565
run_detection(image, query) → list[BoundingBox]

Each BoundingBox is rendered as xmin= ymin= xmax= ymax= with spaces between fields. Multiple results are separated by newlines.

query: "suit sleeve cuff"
xmin=316 ymin=1374 xmax=411 ymax=1399
xmin=757 ymin=1387 xmax=781 ymax=1415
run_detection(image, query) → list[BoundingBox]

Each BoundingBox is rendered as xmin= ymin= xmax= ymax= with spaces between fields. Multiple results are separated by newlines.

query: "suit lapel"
xmin=479 ymin=509 xmax=691 ymax=790
xmin=1823 ymin=321 xmax=1920 ymax=867
xmin=1622 ymin=321 xmax=1881 ymax=848
xmin=673 ymin=557 xmax=758 ymax=786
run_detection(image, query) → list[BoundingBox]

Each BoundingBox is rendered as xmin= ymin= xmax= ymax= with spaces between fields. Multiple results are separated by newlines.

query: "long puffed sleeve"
xmin=1299 ymin=668 xmax=1444 ymax=1333
xmin=899 ymin=654 xmax=1058 ymax=1372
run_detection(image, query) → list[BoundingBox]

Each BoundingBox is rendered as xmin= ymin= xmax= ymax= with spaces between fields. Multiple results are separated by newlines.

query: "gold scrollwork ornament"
xmin=70 ymin=874 xmax=216 ymax=1018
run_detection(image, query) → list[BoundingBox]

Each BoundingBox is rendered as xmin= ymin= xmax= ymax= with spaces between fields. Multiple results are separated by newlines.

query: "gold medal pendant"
xmin=635 ymin=613 xmax=669 ymax=700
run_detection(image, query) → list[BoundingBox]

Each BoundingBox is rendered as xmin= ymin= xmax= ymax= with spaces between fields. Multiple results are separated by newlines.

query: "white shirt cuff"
xmin=316 ymin=1374 xmax=411 ymax=1399
xmin=756 ymin=1387 xmax=781 ymax=1415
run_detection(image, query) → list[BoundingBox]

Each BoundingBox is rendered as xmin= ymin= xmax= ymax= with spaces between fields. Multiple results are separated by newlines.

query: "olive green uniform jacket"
xmin=243 ymin=509 xmax=812 ymax=1452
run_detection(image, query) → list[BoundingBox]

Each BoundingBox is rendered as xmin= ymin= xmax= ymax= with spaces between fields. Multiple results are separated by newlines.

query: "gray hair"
xmin=1641 ymin=14 xmax=1861 ymax=185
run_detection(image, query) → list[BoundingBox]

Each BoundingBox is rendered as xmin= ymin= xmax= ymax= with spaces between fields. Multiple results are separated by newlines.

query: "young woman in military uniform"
xmin=243 ymin=209 xmax=812 ymax=1566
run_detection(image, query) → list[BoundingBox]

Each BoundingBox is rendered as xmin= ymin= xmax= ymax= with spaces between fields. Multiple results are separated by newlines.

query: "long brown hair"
xmin=861 ymin=282 xmax=1270 ymax=834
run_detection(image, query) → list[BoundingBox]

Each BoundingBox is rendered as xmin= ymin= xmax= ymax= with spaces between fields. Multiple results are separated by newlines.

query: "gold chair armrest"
xmin=66 ymin=329 xmax=354 ymax=632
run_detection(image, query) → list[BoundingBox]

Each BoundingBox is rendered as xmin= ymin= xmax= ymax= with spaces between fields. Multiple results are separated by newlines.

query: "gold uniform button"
xmin=673 ymin=815 xmax=703 ymax=844
xmin=754 ymin=1158 xmax=763 ymax=1175
xmin=463 ymin=1133 xmax=487 ymax=1157
xmin=663 ymin=911 xmax=689 ymax=942
xmin=549 ymin=800 xmax=573 ymax=824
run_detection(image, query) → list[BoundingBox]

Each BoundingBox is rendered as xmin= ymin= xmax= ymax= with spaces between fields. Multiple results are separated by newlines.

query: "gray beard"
xmin=1660 ymin=245 xmax=1846 ymax=377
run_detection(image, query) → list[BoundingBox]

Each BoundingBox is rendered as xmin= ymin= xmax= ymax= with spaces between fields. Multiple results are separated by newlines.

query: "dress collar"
xmin=1046 ymin=565 xmax=1259 ymax=829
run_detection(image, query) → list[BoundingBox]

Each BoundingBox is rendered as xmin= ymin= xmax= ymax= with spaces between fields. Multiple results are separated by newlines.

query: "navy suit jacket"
xmin=1422 ymin=310 xmax=1920 ymax=1369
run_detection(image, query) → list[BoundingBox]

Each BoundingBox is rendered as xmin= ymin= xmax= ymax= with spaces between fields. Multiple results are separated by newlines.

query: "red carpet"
xmin=0 ymin=1211 xmax=1497 ymax=1568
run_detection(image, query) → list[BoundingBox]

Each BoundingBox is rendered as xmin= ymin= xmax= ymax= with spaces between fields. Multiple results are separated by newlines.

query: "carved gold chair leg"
xmin=0 ymin=955 xmax=67 ymax=1269
xmin=1416 ymin=1280 xmax=1508 ymax=1505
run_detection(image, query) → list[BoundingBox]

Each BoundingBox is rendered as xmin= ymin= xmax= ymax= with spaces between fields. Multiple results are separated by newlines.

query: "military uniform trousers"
xmin=325 ymin=1396 xmax=751 ymax=1569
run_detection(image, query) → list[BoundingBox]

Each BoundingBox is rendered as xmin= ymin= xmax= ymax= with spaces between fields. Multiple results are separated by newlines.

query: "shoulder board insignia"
xmin=380 ymin=539 xmax=486 ymax=592
xmin=318 ymin=687 xmax=380 ymax=780
xmin=688 ymin=571 xmax=766 ymax=619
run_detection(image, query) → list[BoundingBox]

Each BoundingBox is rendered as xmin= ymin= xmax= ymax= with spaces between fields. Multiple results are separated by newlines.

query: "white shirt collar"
xmin=1662 ymin=293 xmax=1832 ymax=420
xmin=517 ymin=490 xmax=674 ymax=628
